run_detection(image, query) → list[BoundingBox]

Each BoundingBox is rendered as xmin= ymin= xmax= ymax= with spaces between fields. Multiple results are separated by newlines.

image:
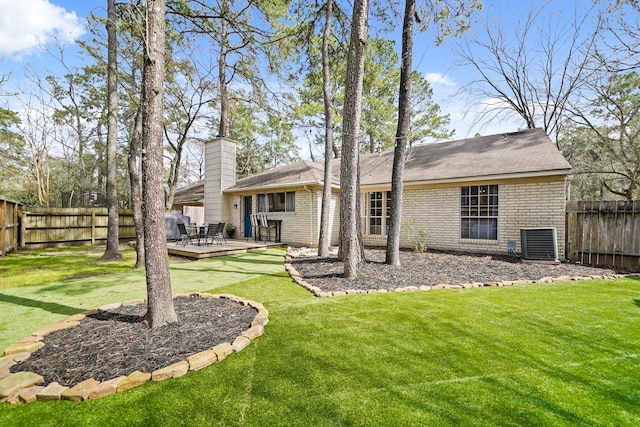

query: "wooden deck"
xmin=167 ymin=238 xmax=284 ymax=259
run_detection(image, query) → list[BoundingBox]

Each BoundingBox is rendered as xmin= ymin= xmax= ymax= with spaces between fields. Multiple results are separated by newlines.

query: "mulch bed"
xmin=289 ymin=249 xmax=625 ymax=293
xmin=11 ymin=296 xmax=257 ymax=386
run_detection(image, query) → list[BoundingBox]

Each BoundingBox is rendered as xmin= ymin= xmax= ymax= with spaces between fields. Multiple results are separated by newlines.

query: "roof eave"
xmin=224 ymin=180 xmax=335 ymax=193
xmin=360 ymin=169 xmax=572 ymax=190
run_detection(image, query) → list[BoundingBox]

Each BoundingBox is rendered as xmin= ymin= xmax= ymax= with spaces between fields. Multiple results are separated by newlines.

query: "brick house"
xmin=204 ymin=128 xmax=572 ymax=258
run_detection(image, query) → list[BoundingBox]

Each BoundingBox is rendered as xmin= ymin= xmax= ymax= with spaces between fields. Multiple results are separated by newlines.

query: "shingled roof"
xmin=226 ymin=128 xmax=571 ymax=192
xmin=226 ymin=160 xmax=338 ymax=192
xmin=172 ymin=180 xmax=204 ymax=205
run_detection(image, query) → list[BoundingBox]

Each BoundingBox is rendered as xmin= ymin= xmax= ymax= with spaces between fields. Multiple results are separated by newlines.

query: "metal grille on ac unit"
xmin=520 ymin=227 xmax=558 ymax=262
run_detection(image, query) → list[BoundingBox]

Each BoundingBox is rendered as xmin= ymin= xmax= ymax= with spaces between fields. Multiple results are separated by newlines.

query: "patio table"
xmin=187 ymin=225 xmax=207 ymax=245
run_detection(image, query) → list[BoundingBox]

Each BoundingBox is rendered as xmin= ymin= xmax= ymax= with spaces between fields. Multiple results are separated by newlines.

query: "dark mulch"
xmin=290 ymin=249 xmax=624 ymax=293
xmin=11 ymin=296 xmax=257 ymax=386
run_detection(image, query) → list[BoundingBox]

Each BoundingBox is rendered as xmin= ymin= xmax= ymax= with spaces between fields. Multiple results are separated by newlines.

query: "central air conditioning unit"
xmin=520 ymin=227 xmax=558 ymax=262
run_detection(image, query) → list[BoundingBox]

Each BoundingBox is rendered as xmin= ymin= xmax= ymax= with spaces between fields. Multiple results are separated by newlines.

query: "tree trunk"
xmin=142 ymin=0 xmax=177 ymax=328
xmin=218 ymin=6 xmax=229 ymax=138
xmin=339 ymin=0 xmax=369 ymax=278
xmin=386 ymin=0 xmax=415 ymax=266
xmin=318 ymin=0 xmax=334 ymax=258
xmin=129 ymin=100 xmax=145 ymax=269
xmin=101 ymin=0 xmax=122 ymax=262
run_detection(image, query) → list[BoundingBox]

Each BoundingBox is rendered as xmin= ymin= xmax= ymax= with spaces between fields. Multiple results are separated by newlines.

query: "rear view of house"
xmin=204 ymin=128 xmax=572 ymax=258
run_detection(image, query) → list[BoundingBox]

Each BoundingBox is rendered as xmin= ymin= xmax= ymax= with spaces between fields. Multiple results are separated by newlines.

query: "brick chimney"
xmin=204 ymin=137 xmax=236 ymax=222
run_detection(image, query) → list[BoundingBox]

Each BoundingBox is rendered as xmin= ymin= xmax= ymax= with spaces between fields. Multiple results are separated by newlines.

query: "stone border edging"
xmin=0 ymin=293 xmax=269 ymax=405
xmin=285 ymin=248 xmax=640 ymax=298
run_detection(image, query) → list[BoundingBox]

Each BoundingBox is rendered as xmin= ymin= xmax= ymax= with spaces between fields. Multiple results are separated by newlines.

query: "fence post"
xmin=0 ymin=199 xmax=5 ymax=257
xmin=91 ymin=210 xmax=96 ymax=245
xmin=12 ymin=201 xmax=19 ymax=252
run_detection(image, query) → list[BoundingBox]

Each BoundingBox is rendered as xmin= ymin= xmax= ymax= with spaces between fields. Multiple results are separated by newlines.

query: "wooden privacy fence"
xmin=566 ymin=200 xmax=640 ymax=271
xmin=0 ymin=198 xmax=22 ymax=256
xmin=20 ymin=207 xmax=137 ymax=250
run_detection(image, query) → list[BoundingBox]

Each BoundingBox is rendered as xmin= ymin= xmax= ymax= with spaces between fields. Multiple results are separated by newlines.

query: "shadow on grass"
xmin=33 ymin=279 xmax=122 ymax=297
xmin=635 ymin=299 xmax=640 ymax=309
xmin=170 ymin=265 xmax=288 ymax=279
xmin=0 ymin=293 xmax=83 ymax=316
xmin=215 ymin=256 xmax=285 ymax=266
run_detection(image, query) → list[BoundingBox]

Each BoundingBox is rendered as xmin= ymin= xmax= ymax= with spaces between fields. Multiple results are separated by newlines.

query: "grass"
xmin=1 ymin=246 xmax=639 ymax=426
xmin=0 ymin=245 xmax=139 ymax=290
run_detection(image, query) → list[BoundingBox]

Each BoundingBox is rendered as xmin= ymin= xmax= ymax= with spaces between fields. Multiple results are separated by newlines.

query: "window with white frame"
xmin=367 ymin=191 xmax=392 ymax=235
xmin=460 ymin=185 xmax=498 ymax=240
xmin=257 ymin=192 xmax=295 ymax=212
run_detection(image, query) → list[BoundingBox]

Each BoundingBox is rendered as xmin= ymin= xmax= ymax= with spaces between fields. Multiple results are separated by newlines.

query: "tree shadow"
xmin=0 ymin=293 xmax=84 ymax=316
xmin=634 ymin=299 xmax=640 ymax=309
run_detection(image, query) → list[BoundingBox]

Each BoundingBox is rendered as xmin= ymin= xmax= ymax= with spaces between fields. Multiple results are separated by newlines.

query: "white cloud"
xmin=425 ymin=72 xmax=456 ymax=88
xmin=0 ymin=0 xmax=84 ymax=58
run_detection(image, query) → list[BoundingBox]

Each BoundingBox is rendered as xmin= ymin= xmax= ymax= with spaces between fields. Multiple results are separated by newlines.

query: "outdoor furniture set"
xmin=248 ymin=214 xmax=281 ymax=243
xmin=176 ymin=222 xmax=226 ymax=246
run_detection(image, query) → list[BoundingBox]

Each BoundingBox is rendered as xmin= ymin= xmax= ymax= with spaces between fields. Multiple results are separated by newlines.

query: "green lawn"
xmin=1 ymin=246 xmax=639 ymax=426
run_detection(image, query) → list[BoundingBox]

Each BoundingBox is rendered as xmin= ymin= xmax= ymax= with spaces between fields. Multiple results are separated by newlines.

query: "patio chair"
xmin=203 ymin=222 xmax=227 ymax=245
xmin=248 ymin=214 xmax=260 ymax=241
xmin=217 ymin=222 xmax=227 ymax=244
xmin=176 ymin=222 xmax=193 ymax=246
xmin=259 ymin=214 xmax=276 ymax=242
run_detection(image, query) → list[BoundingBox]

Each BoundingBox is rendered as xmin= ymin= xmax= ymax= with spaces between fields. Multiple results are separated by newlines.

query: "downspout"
xmin=304 ymin=185 xmax=313 ymax=246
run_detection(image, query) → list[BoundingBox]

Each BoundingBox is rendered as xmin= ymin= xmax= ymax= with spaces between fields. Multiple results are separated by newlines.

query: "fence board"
xmin=0 ymin=198 xmax=21 ymax=256
xmin=566 ymin=200 xmax=640 ymax=271
xmin=20 ymin=207 xmax=136 ymax=249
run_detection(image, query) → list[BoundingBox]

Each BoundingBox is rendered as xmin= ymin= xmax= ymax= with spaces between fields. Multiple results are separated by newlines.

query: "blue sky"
xmin=0 ymin=0 xmax=608 ymax=143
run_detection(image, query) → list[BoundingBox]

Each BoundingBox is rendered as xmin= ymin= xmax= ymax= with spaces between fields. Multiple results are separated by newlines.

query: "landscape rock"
xmin=213 ymin=343 xmax=234 ymax=361
xmin=62 ymin=378 xmax=101 ymax=402
xmin=64 ymin=313 xmax=87 ymax=322
xmin=0 ymin=372 xmax=44 ymax=398
xmin=117 ymin=371 xmax=151 ymax=393
xmin=232 ymin=336 xmax=251 ymax=352
xmin=37 ymin=382 xmax=68 ymax=401
xmin=19 ymin=336 xmax=43 ymax=343
xmin=3 ymin=341 xmax=44 ymax=356
xmin=188 ymin=350 xmax=218 ymax=371
xmin=152 ymin=361 xmax=189 ymax=381
xmin=18 ymin=385 xmax=45 ymax=404
xmin=251 ymin=313 xmax=269 ymax=327
xmin=97 ymin=302 xmax=122 ymax=311
xmin=0 ymin=355 xmax=19 ymax=370
xmin=242 ymin=325 xmax=264 ymax=340
xmin=88 ymin=376 xmax=126 ymax=399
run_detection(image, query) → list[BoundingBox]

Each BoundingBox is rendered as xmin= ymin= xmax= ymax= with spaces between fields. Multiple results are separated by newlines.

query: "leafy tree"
xmin=340 ymin=0 xmax=369 ymax=278
xmin=17 ymin=95 xmax=56 ymax=207
xmin=101 ymin=0 xmax=122 ymax=261
xmin=558 ymin=125 xmax=605 ymax=199
xmin=0 ymin=107 xmax=27 ymax=201
xmin=142 ymin=0 xmax=177 ymax=328
xmin=261 ymin=110 xmax=300 ymax=169
xmin=319 ymin=0 xmax=337 ymax=257
xmin=163 ymin=54 xmax=217 ymax=210
xmin=408 ymin=71 xmax=453 ymax=145
xmin=168 ymin=0 xmax=289 ymax=138
xmin=361 ymin=38 xmax=400 ymax=153
xmin=117 ymin=1 xmax=147 ymax=268
xmin=227 ymin=95 xmax=264 ymax=178
xmin=568 ymin=72 xmax=640 ymax=199
xmin=386 ymin=0 xmax=416 ymax=267
xmin=386 ymin=0 xmax=480 ymax=267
